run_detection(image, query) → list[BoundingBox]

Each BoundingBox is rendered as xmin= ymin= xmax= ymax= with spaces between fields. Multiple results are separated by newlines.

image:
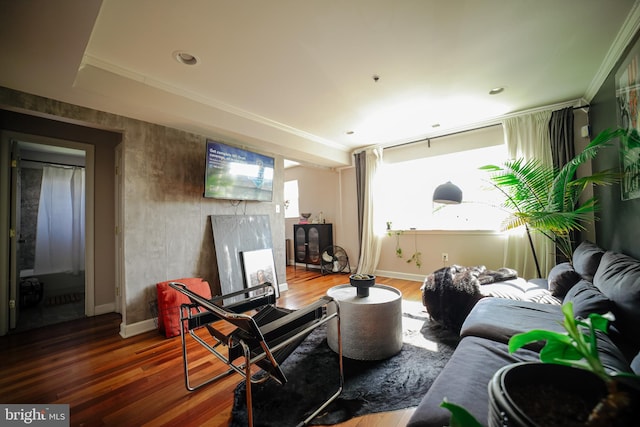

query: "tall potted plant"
xmin=480 ymin=128 xmax=640 ymax=266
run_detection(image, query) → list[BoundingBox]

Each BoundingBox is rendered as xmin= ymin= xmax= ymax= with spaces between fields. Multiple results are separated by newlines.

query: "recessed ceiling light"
xmin=174 ymin=51 xmax=199 ymax=65
xmin=346 ymin=130 xmax=355 ymax=135
xmin=432 ymin=123 xmax=441 ymax=128
xmin=489 ymin=87 xmax=504 ymax=95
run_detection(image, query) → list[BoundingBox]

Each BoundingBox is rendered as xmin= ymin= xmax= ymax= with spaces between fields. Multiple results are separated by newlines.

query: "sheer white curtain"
xmin=34 ymin=165 xmax=85 ymax=275
xmin=356 ymin=147 xmax=384 ymax=274
xmin=503 ymin=111 xmax=555 ymax=279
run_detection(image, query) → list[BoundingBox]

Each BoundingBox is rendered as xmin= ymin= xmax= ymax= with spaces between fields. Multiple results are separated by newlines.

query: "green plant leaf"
xmin=586 ymin=311 xmax=614 ymax=333
xmin=440 ymin=400 xmax=484 ymax=427
xmin=508 ymin=329 xmax=572 ymax=354
xmin=538 ymin=339 xmax=588 ymax=368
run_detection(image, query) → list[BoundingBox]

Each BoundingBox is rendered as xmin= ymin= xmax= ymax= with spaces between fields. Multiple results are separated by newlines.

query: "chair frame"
xmin=169 ymin=281 xmax=343 ymax=427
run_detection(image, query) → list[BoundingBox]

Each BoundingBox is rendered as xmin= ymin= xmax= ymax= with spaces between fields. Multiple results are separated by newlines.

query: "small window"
xmin=284 ymin=180 xmax=300 ymax=219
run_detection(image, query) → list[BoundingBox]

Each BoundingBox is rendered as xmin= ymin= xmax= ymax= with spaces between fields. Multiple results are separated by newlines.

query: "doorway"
xmin=7 ymin=136 xmax=94 ymax=333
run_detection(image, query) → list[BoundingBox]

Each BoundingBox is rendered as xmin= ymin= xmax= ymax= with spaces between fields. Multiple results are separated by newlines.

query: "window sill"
xmin=386 ymin=229 xmax=503 ymax=235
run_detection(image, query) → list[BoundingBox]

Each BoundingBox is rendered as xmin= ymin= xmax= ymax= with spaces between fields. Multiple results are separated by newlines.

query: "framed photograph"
xmin=241 ymin=248 xmax=278 ymax=297
xmin=615 ymin=37 xmax=640 ymax=201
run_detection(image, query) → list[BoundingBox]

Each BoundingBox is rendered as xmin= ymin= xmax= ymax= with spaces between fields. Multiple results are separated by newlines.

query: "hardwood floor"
xmin=0 ymin=267 xmax=425 ymax=427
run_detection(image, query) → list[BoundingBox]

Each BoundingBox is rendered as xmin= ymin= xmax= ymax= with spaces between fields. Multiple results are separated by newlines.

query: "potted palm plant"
xmin=480 ymin=128 xmax=640 ymax=267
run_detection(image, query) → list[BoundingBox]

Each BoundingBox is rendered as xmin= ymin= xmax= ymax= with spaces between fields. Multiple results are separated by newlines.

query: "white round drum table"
xmin=326 ymin=284 xmax=403 ymax=360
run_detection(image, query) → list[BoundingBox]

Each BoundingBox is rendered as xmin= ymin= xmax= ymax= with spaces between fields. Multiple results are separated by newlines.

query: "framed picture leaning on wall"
xmin=241 ymin=248 xmax=279 ymax=297
xmin=615 ymin=36 xmax=640 ymax=201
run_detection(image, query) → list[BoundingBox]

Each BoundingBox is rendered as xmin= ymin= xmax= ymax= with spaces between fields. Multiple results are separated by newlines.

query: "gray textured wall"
xmin=0 ymin=87 xmax=286 ymax=326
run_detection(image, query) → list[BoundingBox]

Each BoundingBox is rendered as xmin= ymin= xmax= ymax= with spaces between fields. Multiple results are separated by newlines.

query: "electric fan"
xmin=320 ymin=245 xmax=350 ymax=275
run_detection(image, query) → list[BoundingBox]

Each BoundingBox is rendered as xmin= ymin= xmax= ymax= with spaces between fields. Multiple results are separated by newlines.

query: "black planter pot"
xmin=488 ymin=362 xmax=607 ymax=427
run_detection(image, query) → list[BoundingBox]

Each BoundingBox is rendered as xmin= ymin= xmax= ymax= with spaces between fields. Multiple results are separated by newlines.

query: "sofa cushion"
xmin=407 ymin=336 xmax=540 ymax=427
xmin=527 ymin=277 xmax=549 ymax=289
xmin=547 ymin=262 xmax=581 ymax=298
xmin=572 ymin=240 xmax=604 ymax=282
xmin=524 ymin=288 xmax=562 ymax=305
xmin=593 ymin=251 xmax=640 ymax=354
xmin=479 ymin=277 xmax=546 ymax=300
xmin=563 ymin=279 xmax=616 ymax=319
xmin=460 ymin=298 xmax=564 ymax=348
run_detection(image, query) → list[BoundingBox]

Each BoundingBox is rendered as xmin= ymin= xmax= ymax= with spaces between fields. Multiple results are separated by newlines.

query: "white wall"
xmin=376 ymin=231 xmax=508 ymax=281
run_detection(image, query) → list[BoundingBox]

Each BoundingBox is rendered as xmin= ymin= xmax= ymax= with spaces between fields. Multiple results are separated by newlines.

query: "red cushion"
xmin=156 ymin=278 xmax=212 ymax=338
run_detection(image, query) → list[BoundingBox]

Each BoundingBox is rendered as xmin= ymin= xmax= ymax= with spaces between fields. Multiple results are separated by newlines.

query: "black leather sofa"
xmin=408 ymin=241 xmax=640 ymax=426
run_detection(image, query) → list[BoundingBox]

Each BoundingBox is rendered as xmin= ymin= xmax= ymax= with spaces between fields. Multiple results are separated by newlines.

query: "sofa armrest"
xmin=460 ymin=298 xmax=564 ymax=348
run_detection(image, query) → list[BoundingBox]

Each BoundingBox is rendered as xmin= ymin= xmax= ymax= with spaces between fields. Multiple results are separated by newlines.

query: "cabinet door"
xmin=294 ymin=226 xmax=307 ymax=262
xmin=307 ymin=226 xmax=320 ymax=263
xmin=318 ymin=224 xmax=332 ymax=254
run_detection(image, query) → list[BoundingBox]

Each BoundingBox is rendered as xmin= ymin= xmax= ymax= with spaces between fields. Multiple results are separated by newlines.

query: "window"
xmin=376 ymin=127 xmax=508 ymax=231
xmin=284 ymin=180 xmax=300 ymax=219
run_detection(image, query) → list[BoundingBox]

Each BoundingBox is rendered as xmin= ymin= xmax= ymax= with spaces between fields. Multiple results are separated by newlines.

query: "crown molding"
xmin=584 ymin=0 xmax=640 ymax=101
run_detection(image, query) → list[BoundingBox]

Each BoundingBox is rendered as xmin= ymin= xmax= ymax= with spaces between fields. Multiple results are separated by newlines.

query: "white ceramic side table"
xmin=326 ymin=283 xmax=403 ymax=360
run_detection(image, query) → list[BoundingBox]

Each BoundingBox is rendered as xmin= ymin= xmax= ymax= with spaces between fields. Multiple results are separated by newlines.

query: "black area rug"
xmin=230 ymin=301 xmax=459 ymax=427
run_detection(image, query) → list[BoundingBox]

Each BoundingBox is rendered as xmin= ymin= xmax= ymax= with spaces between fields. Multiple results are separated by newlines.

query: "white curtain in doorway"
xmin=34 ymin=165 xmax=85 ymax=275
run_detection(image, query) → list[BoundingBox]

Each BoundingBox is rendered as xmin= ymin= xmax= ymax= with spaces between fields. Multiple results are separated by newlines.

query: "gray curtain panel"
xmin=354 ymin=150 xmax=366 ymax=247
xmin=549 ymin=107 xmax=575 ymax=171
xmin=549 ymin=107 xmax=576 ymax=261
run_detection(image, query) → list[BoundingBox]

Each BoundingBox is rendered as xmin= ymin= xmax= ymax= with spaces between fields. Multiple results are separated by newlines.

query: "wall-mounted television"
xmin=204 ymin=140 xmax=274 ymax=201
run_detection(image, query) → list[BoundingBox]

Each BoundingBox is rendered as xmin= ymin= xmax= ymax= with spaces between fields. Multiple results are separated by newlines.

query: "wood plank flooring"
xmin=0 ymin=267 xmax=426 ymax=427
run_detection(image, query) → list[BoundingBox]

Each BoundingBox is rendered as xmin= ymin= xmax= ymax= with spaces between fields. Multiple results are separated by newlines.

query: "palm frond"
xmin=482 ymin=128 xmax=629 ymax=260
xmin=486 ymin=158 xmax=554 ymax=213
xmin=527 ymin=210 xmax=593 ymax=234
xmin=569 ymin=170 xmax=622 ymax=192
xmin=555 ymin=235 xmax=574 ymax=262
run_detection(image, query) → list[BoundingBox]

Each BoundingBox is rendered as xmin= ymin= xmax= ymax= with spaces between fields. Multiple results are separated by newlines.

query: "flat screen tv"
xmin=204 ymin=140 xmax=274 ymax=201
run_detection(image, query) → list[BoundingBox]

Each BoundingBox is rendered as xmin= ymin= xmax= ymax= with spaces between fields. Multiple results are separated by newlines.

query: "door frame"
xmin=114 ymin=142 xmax=123 ymax=314
xmin=9 ymin=140 xmax=19 ymax=328
xmin=0 ymin=132 xmax=10 ymax=335
xmin=0 ymin=131 xmax=95 ymax=334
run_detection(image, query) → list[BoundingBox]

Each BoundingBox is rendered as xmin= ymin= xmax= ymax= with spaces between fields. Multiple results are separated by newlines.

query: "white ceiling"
xmin=1 ymin=0 xmax=639 ymax=168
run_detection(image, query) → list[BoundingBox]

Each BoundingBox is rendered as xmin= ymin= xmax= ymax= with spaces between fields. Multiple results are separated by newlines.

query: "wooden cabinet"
xmin=294 ymin=224 xmax=333 ymax=269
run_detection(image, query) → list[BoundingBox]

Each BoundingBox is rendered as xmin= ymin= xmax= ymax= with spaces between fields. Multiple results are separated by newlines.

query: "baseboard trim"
xmin=119 ymin=318 xmax=157 ymax=338
xmin=94 ymin=302 xmax=115 ymax=316
xmin=374 ymin=269 xmax=425 ymax=283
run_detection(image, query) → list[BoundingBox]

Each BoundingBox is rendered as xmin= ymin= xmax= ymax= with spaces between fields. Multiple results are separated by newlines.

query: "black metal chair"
xmin=169 ymin=281 xmax=343 ymax=427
